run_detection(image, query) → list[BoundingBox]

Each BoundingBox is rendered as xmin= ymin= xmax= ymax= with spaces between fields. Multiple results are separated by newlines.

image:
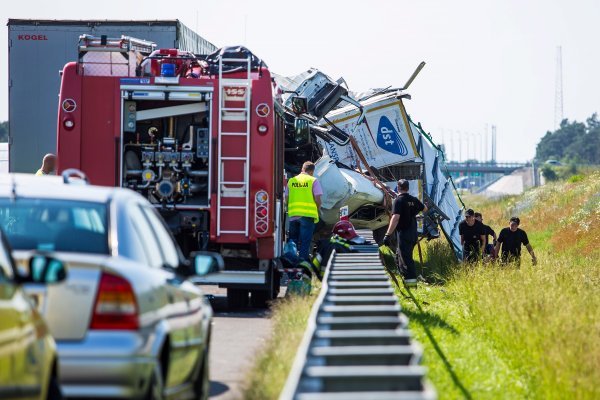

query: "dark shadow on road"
xmin=209 ymin=381 xmax=229 ymax=397
xmin=208 ymin=295 xmax=273 ymax=318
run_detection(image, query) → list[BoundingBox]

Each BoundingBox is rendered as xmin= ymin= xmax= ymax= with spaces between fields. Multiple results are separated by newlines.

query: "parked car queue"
xmin=0 ymin=171 xmax=223 ymax=400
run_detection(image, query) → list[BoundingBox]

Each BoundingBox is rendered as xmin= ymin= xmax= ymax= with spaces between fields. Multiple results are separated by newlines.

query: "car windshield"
xmin=0 ymin=198 xmax=109 ymax=255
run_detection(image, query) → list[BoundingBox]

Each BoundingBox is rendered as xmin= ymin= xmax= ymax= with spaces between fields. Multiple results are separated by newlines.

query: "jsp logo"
xmin=376 ymin=116 xmax=408 ymax=156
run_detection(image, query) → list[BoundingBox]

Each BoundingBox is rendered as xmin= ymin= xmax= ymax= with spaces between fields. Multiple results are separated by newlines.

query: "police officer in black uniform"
xmin=474 ymin=212 xmax=497 ymax=258
xmin=459 ymin=209 xmax=485 ymax=262
xmin=383 ymin=179 xmax=427 ymax=287
xmin=495 ymin=217 xmax=537 ymax=265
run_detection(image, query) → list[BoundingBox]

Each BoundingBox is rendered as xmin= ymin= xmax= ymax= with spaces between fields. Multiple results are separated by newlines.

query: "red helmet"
xmin=332 ymin=220 xmax=358 ymax=240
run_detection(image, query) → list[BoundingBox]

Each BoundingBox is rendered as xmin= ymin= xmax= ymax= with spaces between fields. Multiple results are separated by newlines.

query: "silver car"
xmin=0 ymin=173 xmax=218 ymax=399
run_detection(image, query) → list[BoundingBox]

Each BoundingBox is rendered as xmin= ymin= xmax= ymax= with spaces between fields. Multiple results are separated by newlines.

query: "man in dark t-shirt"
xmin=459 ymin=209 xmax=485 ymax=262
xmin=495 ymin=217 xmax=537 ymax=265
xmin=383 ymin=179 xmax=427 ymax=287
xmin=475 ymin=212 xmax=497 ymax=258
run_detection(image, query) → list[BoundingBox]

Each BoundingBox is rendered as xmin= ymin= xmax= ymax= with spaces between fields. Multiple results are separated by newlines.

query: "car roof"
xmin=0 ymin=173 xmax=139 ymax=203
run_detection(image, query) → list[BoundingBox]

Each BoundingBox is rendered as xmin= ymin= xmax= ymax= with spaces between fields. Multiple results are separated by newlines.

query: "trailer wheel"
xmin=250 ymin=290 xmax=270 ymax=308
xmin=227 ymin=289 xmax=249 ymax=309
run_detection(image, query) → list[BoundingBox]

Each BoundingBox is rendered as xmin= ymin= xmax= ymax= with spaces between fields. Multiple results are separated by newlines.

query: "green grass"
xmin=242 ymin=292 xmax=317 ymax=400
xmin=400 ymin=172 xmax=600 ymax=399
xmin=242 ymin=172 xmax=600 ymax=399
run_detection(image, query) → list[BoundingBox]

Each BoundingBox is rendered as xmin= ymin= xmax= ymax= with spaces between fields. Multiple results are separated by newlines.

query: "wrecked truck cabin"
xmin=274 ymin=64 xmax=465 ymax=260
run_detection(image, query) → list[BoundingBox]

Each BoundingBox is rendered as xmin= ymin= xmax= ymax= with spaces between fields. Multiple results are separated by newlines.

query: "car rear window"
xmin=0 ymin=198 xmax=109 ymax=254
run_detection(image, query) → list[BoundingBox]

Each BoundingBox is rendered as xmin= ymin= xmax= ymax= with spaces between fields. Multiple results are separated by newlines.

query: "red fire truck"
xmin=57 ymin=35 xmax=285 ymax=307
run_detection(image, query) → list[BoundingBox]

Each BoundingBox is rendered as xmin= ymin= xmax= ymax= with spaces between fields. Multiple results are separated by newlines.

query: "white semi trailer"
xmin=7 ymin=19 xmax=216 ymax=173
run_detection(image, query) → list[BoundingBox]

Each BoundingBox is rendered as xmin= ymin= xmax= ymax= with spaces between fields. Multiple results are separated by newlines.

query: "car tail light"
xmin=90 ymin=272 xmax=139 ymax=330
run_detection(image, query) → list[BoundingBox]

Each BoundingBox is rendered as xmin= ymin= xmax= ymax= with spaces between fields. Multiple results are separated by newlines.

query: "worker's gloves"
xmin=382 ymin=234 xmax=392 ymax=247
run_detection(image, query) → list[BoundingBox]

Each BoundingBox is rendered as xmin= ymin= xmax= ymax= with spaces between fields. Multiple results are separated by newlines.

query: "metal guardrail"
xmin=280 ymin=232 xmax=436 ymax=400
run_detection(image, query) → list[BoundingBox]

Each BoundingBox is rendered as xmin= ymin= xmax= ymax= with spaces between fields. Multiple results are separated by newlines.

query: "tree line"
xmin=536 ymin=113 xmax=600 ymax=164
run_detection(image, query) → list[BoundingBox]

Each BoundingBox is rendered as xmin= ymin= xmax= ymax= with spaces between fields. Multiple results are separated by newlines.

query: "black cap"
xmin=510 ymin=216 xmax=520 ymax=225
xmin=465 ymin=208 xmax=475 ymax=217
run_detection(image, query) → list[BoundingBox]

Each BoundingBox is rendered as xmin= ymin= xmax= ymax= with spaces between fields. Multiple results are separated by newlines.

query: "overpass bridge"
xmin=444 ymin=161 xmax=529 ymax=175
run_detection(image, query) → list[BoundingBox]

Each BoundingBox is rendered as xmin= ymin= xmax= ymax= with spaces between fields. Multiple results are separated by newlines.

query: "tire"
xmin=145 ymin=364 xmax=165 ymax=400
xmin=227 ymin=289 xmax=249 ymax=309
xmin=251 ymin=290 xmax=270 ymax=308
xmin=194 ymin=344 xmax=210 ymax=400
xmin=273 ymin=269 xmax=281 ymax=298
xmin=46 ymin=372 xmax=62 ymax=400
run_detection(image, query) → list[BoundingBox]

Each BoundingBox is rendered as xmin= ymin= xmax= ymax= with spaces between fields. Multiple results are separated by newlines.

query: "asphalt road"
xmin=201 ymin=286 xmax=276 ymax=400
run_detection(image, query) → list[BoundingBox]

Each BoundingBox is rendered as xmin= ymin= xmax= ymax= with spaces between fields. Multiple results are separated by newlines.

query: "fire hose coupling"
xmin=142 ymin=169 xmax=156 ymax=183
xmin=157 ymin=179 xmax=175 ymax=199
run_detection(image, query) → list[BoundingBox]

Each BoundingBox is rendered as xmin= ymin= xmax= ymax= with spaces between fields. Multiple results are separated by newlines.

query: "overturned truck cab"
xmin=275 ymin=64 xmax=465 ymax=260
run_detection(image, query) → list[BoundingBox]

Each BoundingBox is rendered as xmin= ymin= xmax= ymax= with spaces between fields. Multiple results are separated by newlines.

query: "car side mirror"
xmin=192 ymin=252 xmax=224 ymax=276
xmin=28 ymin=255 xmax=67 ymax=284
xmin=294 ymin=118 xmax=311 ymax=147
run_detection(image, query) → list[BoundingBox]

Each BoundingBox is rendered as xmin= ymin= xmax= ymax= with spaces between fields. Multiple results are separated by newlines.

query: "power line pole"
xmin=554 ymin=46 xmax=564 ymax=130
xmin=458 ymin=131 xmax=462 ymax=162
xmin=491 ymin=125 xmax=497 ymax=163
xmin=479 ymin=131 xmax=483 ymax=162
xmin=485 ymin=124 xmax=489 ymax=162
xmin=449 ymin=130 xmax=454 ymax=161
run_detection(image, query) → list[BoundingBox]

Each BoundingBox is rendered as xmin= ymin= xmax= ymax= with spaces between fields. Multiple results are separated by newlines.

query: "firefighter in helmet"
xmin=286 ymin=161 xmax=323 ymax=262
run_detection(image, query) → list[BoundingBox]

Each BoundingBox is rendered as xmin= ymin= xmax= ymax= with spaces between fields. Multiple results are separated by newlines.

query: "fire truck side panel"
xmin=249 ymin=72 xmax=276 ymax=260
xmin=81 ymin=77 xmax=120 ymax=186
xmin=57 ymin=62 xmax=83 ymax=172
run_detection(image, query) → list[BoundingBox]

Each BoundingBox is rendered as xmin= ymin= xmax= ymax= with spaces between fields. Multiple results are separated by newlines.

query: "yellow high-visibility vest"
xmin=288 ymin=174 xmax=319 ymax=222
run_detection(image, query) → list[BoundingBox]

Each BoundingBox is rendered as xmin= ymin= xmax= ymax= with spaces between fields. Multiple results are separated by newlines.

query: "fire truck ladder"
xmin=217 ymin=55 xmax=252 ymax=236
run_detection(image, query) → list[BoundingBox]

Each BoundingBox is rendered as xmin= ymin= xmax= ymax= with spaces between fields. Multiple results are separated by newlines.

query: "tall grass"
xmin=402 ymin=171 xmax=600 ymax=399
xmin=243 ymin=293 xmax=316 ymax=400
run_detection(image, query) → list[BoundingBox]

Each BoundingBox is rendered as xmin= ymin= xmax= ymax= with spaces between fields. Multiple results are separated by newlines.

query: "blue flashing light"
xmin=161 ymin=63 xmax=176 ymax=77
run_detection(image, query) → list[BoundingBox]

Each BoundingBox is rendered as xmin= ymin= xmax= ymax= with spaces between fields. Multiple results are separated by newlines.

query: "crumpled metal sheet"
xmin=410 ymin=120 xmax=464 ymax=259
xmin=274 ymin=69 xmax=464 ymax=260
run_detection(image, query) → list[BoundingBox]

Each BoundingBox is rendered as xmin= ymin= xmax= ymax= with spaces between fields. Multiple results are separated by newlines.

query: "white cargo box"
xmin=79 ymin=50 xmax=140 ymax=76
xmin=77 ymin=35 xmax=155 ymax=77
xmin=318 ymin=91 xmax=421 ymax=169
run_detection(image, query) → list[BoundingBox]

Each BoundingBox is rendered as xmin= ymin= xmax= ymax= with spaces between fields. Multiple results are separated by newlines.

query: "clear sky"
xmin=2 ymin=0 xmax=598 ymax=162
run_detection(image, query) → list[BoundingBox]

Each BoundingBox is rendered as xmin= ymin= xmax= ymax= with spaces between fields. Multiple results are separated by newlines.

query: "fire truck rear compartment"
xmin=121 ymin=99 xmax=211 ymax=210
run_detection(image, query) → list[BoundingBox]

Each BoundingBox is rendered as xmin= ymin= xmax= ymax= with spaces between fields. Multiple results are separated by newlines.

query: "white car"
xmin=0 ymin=172 xmax=221 ymax=399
